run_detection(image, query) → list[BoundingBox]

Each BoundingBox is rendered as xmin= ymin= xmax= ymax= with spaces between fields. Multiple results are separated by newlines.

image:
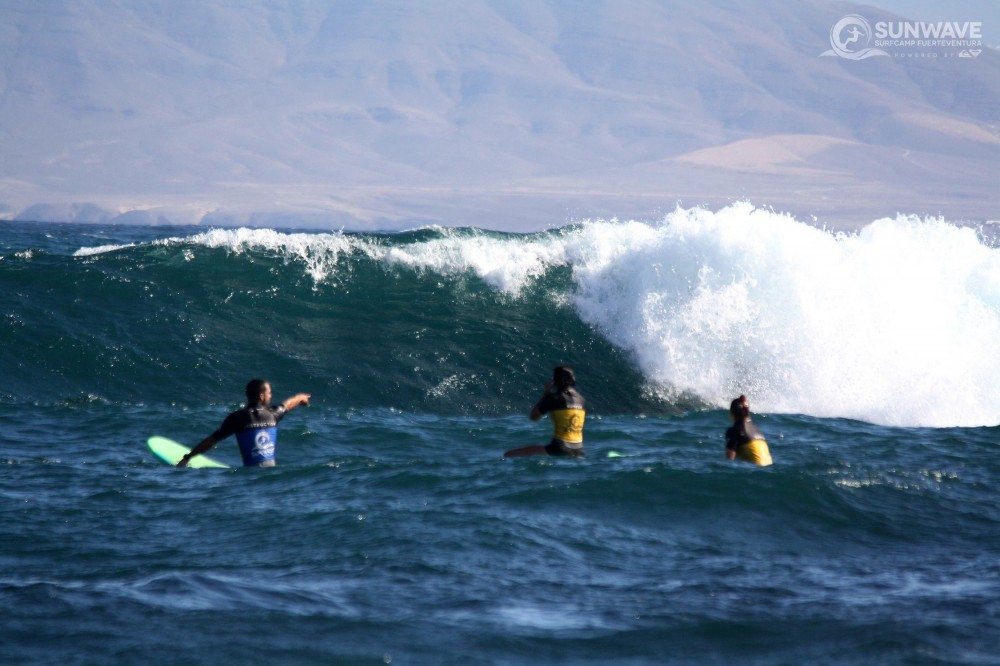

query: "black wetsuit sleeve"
xmin=726 ymin=420 xmax=764 ymax=451
xmin=725 ymin=425 xmax=740 ymax=452
xmin=210 ymin=411 xmax=243 ymax=441
xmin=534 ymin=392 xmax=556 ymax=415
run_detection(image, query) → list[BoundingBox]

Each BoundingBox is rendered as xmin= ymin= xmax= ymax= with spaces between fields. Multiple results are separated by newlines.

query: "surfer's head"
xmin=730 ymin=394 xmax=750 ymax=421
xmin=246 ymin=379 xmax=271 ymax=405
xmin=553 ymin=365 xmax=576 ymax=390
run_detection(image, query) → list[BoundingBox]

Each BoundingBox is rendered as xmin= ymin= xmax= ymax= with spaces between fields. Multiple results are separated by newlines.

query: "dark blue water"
xmin=2 ymin=219 xmax=999 ymax=665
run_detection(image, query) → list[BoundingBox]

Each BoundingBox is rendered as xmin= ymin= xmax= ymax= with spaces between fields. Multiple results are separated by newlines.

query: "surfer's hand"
xmin=176 ymin=454 xmax=190 ymax=468
xmin=285 ymin=393 xmax=311 ymax=410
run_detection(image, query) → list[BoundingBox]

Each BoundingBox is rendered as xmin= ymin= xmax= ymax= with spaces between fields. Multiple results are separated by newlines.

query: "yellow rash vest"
xmin=535 ymin=387 xmax=587 ymax=447
xmin=725 ymin=418 xmax=773 ymax=467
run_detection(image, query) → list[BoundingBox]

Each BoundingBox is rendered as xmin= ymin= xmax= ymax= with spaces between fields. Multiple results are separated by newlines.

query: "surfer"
xmin=504 ymin=366 xmax=586 ymax=458
xmin=725 ymin=394 xmax=772 ymax=467
xmin=177 ymin=379 xmax=311 ymax=468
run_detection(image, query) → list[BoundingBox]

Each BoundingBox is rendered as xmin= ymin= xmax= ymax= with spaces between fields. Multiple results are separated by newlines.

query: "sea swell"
xmin=5 ymin=203 xmax=1000 ymax=426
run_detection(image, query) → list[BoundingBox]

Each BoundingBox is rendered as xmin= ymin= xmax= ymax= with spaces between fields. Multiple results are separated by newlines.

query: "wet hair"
xmin=246 ymin=379 xmax=269 ymax=404
xmin=729 ymin=394 xmax=750 ymax=420
xmin=553 ymin=365 xmax=576 ymax=390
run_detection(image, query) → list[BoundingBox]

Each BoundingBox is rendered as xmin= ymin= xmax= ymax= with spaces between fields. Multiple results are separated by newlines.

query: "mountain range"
xmin=1 ymin=0 xmax=998 ymax=230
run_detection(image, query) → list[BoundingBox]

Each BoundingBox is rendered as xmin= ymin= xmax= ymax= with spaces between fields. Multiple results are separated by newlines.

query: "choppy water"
xmin=2 ymin=209 xmax=999 ymax=664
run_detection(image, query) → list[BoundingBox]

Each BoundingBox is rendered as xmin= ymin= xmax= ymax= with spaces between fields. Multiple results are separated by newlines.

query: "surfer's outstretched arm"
xmin=177 ymin=435 xmax=219 ymax=467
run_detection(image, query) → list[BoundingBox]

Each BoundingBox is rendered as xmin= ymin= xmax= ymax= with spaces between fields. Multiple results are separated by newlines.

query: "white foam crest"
xmin=376 ymin=228 xmax=568 ymax=294
xmin=172 ymin=227 xmax=571 ymax=292
xmin=563 ymin=203 xmax=1000 ymax=427
xmin=176 ymin=228 xmax=370 ymax=283
xmin=73 ymin=227 xmax=567 ymax=291
xmin=75 ymin=228 xmax=372 ymax=282
xmin=73 ymin=242 xmax=138 ymax=257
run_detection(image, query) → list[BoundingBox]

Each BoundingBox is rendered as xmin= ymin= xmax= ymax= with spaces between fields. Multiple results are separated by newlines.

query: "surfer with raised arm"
xmin=177 ymin=379 xmax=310 ymax=468
xmin=504 ymin=366 xmax=586 ymax=458
xmin=724 ymin=394 xmax=772 ymax=466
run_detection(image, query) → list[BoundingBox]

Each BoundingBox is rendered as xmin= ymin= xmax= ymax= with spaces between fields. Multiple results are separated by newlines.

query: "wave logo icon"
xmin=820 ymin=14 xmax=890 ymax=60
xmin=253 ymin=430 xmax=274 ymax=457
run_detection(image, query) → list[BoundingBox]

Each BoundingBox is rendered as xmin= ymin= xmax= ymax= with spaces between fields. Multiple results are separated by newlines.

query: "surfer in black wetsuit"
xmin=177 ymin=379 xmax=310 ymax=468
xmin=504 ymin=366 xmax=586 ymax=458
xmin=724 ymin=394 xmax=772 ymax=467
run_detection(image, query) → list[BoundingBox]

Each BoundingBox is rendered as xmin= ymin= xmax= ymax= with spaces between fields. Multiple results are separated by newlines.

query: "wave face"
xmin=4 ymin=203 xmax=1000 ymax=426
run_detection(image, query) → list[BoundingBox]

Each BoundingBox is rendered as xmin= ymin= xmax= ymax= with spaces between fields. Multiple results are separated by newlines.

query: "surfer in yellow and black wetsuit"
xmin=725 ymin=394 xmax=772 ymax=467
xmin=504 ymin=366 xmax=586 ymax=458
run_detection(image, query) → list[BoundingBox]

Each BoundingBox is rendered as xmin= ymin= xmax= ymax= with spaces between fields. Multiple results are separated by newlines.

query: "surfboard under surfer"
xmin=177 ymin=379 xmax=310 ymax=468
xmin=504 ymin=366 xmax=586 ymax=459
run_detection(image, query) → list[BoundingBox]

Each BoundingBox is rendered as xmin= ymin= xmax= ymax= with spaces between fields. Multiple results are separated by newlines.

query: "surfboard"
xmin=606 ymin=450 xmax=635 ymax=458
xmin=147 ymin=436 xmax=230 ymax=468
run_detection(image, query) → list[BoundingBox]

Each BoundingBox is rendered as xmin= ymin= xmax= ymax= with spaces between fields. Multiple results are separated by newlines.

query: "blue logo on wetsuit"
xmin=236 ymin=427 xmax=277 ymax=466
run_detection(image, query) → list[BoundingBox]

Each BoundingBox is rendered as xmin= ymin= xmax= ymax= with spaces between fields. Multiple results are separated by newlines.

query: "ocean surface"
xmin=2 ymin=205 xmax=999 ymax=665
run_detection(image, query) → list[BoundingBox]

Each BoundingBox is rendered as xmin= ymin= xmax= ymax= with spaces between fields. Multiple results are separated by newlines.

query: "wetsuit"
xmin=534 ymin=387 xmax=586 ymax=457
xmin=211 ymin=403 xmax=288 ymax=467
xmin=725 ymin=418 xmax=773 ymax=467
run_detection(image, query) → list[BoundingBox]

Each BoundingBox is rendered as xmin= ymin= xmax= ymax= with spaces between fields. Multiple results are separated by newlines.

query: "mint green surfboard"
xmin=148 ymin=436 xmax=230 ymax=469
